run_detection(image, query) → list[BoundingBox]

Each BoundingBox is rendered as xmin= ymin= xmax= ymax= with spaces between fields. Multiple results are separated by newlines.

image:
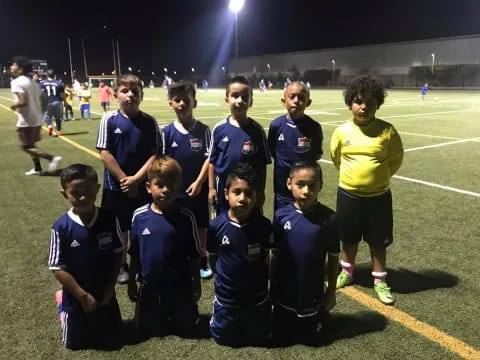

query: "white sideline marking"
xmin=382 ymin=109 xmax=476 ymax=119
xmin=399 ymin=132 xmax=463 ymax=140
xmin=405 ymin=138 xmax=480 ymax=152
xmin=318 ymin=159 xmax=480 ymax=198
xmin=393 ymin=175 xmax=480 ymax=197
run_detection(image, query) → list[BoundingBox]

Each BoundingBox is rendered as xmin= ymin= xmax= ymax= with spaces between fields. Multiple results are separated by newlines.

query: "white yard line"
xmin=405 ymin=138 xmax=480 ymax=152
xmin=318 ymin=159 xmax=480 ymax=198
xmin=382 ymin=109 xmax=476 ymax=119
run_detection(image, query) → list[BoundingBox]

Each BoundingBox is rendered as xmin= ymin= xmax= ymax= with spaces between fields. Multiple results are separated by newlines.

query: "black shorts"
xmin=134 ymin=283 xmax=199 ymax=340
xmin=336 ymin=188 xmax=393 ymax=248
xmin=101 ymin=188 xmax=151 ymax=232
xmin=62 ymin=299 xmax=122 ymax=350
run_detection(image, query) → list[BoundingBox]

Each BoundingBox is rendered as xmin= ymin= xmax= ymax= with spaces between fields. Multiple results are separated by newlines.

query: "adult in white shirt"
xmin=10 ymin=56 xmax=62 ymax=175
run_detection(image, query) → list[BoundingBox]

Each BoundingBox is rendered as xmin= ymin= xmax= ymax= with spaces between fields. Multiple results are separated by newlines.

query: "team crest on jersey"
xmin=190 ymin=138 xmax=202 ymax=152
xmin=242 ymin=141 xmax=255 ymax=155
xmin=297 ymin=137 xmax=311 ymax=152
xmin=97 ymin=232 xmax=113 ymax=249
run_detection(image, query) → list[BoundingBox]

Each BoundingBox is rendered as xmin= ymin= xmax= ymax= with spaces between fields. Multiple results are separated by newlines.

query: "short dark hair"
xmin=47 ymin=69 xmax=56 ymax=78
xmin=226 ymin=75 xmax=252 ymax=98
xmin=289 ymin=160 xmax=323 ymax=181
xmin=225 ymin=162 xmax=257 ymax=190
xmin=343 ymin=75 xmax=386 ymax=109
xmin=12 ymin=56 xmax=32 ymax=74
xmin=60 ymin=164 xmax=98 ymax=188
xmin=168 ymin=80 xmax=196 ymax=100
xmin=114 ymin=74 xmax=143 ymax=94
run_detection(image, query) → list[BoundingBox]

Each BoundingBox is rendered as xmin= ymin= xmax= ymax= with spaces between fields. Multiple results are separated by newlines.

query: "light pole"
xmin=331 ymin=59 xmax=336 ymax=84
xmin=229 ymin=0 xmax=245 ymax=59
xmin=431 ymin=53 xmax=435 ymax=75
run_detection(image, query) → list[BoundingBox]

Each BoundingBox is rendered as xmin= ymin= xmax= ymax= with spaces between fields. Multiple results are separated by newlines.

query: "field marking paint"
xmin=393 ymin=175 xmax=480 ymax=197
xmin=319 ymin=159 xmax=480 ymax=198
xmin=340 ymin=287 xmax=480 ymax=360
xmin=405 ymin=138 xmax=480 ymax=152
xmin=382 ymin=109 xmax=476 ymax=119
xmin=399 ymin=131 xmax=463 ymax=140
xmin=42 ymin=126 xmax=101 ymax=159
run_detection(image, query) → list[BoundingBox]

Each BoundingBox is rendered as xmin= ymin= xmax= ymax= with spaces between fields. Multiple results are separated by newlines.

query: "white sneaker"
xmin=25 ymin=168 xmax=41 ymax=175
xmin=48 ymin=156 xmax=62 ymax=172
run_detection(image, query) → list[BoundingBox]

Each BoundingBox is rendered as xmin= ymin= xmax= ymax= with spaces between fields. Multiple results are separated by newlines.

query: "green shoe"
xmin=336 ymin=271 xmax=354 ymax=289
xmin=374 ymin=281 xmax=395 ymax=305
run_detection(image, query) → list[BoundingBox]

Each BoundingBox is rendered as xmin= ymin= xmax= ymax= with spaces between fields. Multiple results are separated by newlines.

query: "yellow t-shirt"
xmin=78 ymin=89 xmax=91 ymax=105
xmin=64 ymin=88 xmax=73 ymax=105
xmin=330 ymin=118 xmax=404 ymax=197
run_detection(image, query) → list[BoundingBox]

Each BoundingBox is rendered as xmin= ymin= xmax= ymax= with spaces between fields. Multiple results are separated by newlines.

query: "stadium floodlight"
xmin=137 ymin=69 xmax=141 ymax=73
xmin=431 ymin=53 xmax=435 ymax=75
xmin=173 ymin=71 xmax=177 ymax=75
xmin=191 ymin=67 xmax=195 ymax=72
xmin=64 ymin=72 xmax=67 ymax=76
xmin=331 ymin=59 xmax=335 ymax=84
xmin=229 ymin=0 xmax=245 ymax=59
xmin=266 ymin=64 xmax=271 ymax=71
xmin=222 ymin=66 xmax=226 ymax=72
xmin=128 ymin=66 xmax=132 ymax=72
xmin=164 ymin=67 xmax=168 ymax=72
xmin=152 ymin=71 xmax=155 ymax=76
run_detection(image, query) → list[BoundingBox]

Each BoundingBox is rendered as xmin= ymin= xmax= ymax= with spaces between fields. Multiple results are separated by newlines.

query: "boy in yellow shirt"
xmin=331 ymin=75 xmax=403 ymax=305
xmin=78 ymin=83 xmax=91 ymax=120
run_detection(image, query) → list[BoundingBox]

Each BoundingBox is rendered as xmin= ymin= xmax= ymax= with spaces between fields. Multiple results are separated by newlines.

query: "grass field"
xmin=0 ymin=87 xmax=479 ymax=359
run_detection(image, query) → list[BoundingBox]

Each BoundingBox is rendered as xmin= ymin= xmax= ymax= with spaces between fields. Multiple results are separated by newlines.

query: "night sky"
xmin=1 ymin=0 xmax=480 ymax=78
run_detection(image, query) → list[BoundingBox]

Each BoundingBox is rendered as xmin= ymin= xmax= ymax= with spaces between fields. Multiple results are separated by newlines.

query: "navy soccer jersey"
xmin=207 ymin=212 xmax=273 ymax=306
xmin=48 ymin=208 xmax=124 ymax=312
xmin=129 ymin=204 xmax=201 ymax=295
xmin=273 ymin=203 xmax=339 ymax=316
xmin=40 ymin=79 xmax=64 ymax=103
xmin=96 ymin=110 xmax=162 ymax=191
xmin=162 ymin=120 xmax=211 ymax=198
xmin=209 ymin=116 xmax=270 ymax=179
xmin=268 ymin=115 xmax=323 ymax=202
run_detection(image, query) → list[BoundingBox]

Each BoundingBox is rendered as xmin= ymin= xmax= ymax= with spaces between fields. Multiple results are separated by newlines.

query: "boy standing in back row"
xmin=331 ymin=75 xmax=404 ymax=305
xmin=96 ymin=74 xmax=162 ymax=284
xmin=208 ymin=76 xmax=270 ymax=215
xmin=163 ymin=81 xmax=212 ymax=278
xmin=268 ymin=81 xmax=323 ymax=211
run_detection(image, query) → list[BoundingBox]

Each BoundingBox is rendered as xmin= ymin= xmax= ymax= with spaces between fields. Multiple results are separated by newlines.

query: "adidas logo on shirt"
xmin=284 ymin=221 xmax=292 ymax=231
xmin=171 ymin=141 xmax=178 ymax=148
xmin=222 ymin=136 xmax=229 ymax=142
xmin=70 ymin=240 xmax=80 ymax=247
xmin=114 ymin=128 xmax=122 ymax=134
xmin=278 ymin=133 xmax=285 ymax=141
xmin=142 ymin=228 xmax=151 ymax=235
xmin=221 ymin=235 xmax=230 ymax=245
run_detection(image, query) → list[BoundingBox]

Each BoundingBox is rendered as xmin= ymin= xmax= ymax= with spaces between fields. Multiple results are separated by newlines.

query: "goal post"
xmin=87 ymin=75 xmax=117 ymax=88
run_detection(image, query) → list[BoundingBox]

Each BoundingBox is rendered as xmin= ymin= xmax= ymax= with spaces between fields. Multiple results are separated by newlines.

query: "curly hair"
xmin=343 ymin=75 xmax=387 ymax=109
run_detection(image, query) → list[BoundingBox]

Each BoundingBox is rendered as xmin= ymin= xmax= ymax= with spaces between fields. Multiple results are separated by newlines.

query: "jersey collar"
xmin=67 ymin=207 xmax=99 ymax=228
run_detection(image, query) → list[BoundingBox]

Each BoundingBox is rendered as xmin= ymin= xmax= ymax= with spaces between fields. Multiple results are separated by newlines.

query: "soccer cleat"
xmin=117 ymin=264 xmax=130 ymax=284
xmin=47 ymin=156 xmax=62 ymax=172
xmin=336 ymin=271 xmax=354 ymax=289
xmin=200 ymin=265 xmax=213 ymax=279
xmin=25 ymin=168 xmax=41 ymax=175
xmin=48 ymin=126 xmax=53 ymax=136
xmin=374 ymin=281 xmax=395 ymax=305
